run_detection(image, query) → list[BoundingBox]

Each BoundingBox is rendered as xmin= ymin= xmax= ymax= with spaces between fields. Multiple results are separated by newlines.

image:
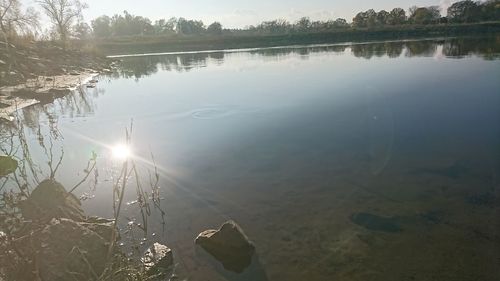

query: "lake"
xmin=7 ymin=37 xmax=500 ymax=281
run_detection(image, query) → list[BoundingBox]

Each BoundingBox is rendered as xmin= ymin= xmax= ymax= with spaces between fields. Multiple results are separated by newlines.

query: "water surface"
xmin=9 ymin=37 xmax=500 ymax=281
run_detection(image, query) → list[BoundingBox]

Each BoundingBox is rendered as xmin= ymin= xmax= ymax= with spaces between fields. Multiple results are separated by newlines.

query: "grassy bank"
xmin=95 ymin=22 xmax=500 ymax=56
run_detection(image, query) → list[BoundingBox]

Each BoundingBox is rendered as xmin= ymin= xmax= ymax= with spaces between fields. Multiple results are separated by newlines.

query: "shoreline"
xmin=0 ymin=40 xmax=116 ymax=121
xmin=0 ymin=71 xmax=105 ymax=121
xmin=106 ymin=36 xmax=462 ymax=58
xmin=95 ymin=22 xmax=500 ymax=56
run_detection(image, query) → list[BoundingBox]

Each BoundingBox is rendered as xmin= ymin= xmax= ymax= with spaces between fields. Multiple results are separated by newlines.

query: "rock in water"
xmin=195 ymin=221 xmax=255 ymax=273
xmin=37 ymin=218 xmax=110 ymax=281
xmin=19 ymin=179 xmax=85 ymax=222
xmin=142 ymin=243 xmax=174 ymax=275
xmin=8 ymin=181 xmax=120 ymax=281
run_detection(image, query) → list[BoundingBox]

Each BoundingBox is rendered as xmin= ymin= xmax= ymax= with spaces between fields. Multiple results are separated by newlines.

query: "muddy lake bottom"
xmin=8 ymin=37 xmax=500 ymax=281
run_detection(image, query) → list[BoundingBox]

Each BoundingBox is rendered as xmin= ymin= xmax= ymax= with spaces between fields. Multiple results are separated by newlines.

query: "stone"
xmin=36 ymin=218 xmax=110 ymax=281
xmin=195 ymin=221 xmax=255 ymax=273
xmin=142 ymin=243 xmax=174 ymax=275
xmin=19 ymin=179 xmax=86 ymax=223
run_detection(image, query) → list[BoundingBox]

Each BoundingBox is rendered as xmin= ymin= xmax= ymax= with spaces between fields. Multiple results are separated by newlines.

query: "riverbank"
xmin=95 ymin=22 xmax=500 ymax=56
xmin=0 ymin=40 xmax=115 ymax=120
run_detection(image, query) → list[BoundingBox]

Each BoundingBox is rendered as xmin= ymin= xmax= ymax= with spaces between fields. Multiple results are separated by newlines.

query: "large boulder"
xmin=195 ymin=221 xmax=255 ymax=273
xmin=19 ymin=179 xmax=85 ymax=223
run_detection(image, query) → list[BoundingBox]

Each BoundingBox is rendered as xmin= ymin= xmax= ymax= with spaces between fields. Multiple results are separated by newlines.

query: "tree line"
xmin=90 ymin=1 xmax=500 ymax=38
xmin=0 ymin=0 xmax=499 ymax=43
xmin=353 ymin=1 xmax=499 ymax=27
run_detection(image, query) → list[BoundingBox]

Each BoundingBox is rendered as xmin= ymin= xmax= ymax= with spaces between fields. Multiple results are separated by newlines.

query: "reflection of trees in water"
xmin=351 ymin=41 xmax=434 ymax=59
xmin=110 ymin=37 xmax=499 ymax=78
xmin=19 ymin=87 xmax=104 ymax=131
xmin=250 ymin=45 xmax=347 ymax=59
xmin=442 ymin=37 xmax=500 ymax=60
xmin=0 ymin=114 xmax=65 ymax=195
xmin=112 ymin=45 xmax=352 ymax=79
xmin=352 ymin=42 xmax=403 ymax=59
xmin=111 ymin=53 xmax=212 ymax=80
xmin=350 ymin=37 xmax=500 ymax=59
xmin=405 ymin=41 xmax=439 ymax=57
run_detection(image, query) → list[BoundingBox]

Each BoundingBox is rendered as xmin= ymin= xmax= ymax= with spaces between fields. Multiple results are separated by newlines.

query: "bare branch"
xmin=36 ymin=0 xmax=86 ymax=42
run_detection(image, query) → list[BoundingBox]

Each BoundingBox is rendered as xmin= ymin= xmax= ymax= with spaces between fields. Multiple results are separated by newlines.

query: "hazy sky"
xmin=27 ymin=0 xmax=455 ymax=28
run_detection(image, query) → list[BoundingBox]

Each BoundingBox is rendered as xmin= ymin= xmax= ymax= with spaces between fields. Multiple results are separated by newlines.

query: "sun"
xmin=111 ymin=144 xmax=131 ymax=160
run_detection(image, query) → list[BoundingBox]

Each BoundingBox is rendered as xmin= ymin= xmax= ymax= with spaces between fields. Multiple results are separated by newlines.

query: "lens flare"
xmin=112 ymin=144 xmax=131 ymax=160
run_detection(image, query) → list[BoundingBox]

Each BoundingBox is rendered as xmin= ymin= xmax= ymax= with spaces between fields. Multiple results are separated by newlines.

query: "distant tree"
xmin=0 ymin=0 xmax=39 ymax=39
xmin=439 ymin=16 xmax=449 ymax=24
xmin=409 ymin=6 xmax=441 ymax=24
xmin=176 ymin=17 xmax=205 ymax=34
xmin=165 ymin=17 xmax=177 ymax=31
xmin=365 ymin=9 xmax=378 ymax=27
xmin=309 ymin=20 xmax=324 ymax=31
xmin=72 ymin=21 xmax=90 ymax=39
xmin=295 ymin=17 xmax=311 ymax=32
xmin=333 ymin=18 xmax=349 ymax=28
xmin=408 ymin=6 xmax=417 ymax=20
xmin=377 ymin=10 xmax=390 ymax=25
xmin=37 ymin=0 xmax=87 ymax=43
xmin=479 ymin=0 xmax=500 ymax=21
xmin=388 ymin=8 xmax=407 ymax=25
xmin=353 ymin=9 xmax=377 ymax=27
xmin=91 ymin=15 xmax=111 ymax=38
xmin=110 ymin=11 xmax=154 ymax=36
xmin=447 ymin=0 xmax=481 ymax=23
xmin=206 ymin=21 xmax=222 ymax=35
xmin=352 ymin=11 xmax=367 ymax=27
xmin=254 ymin=19 xmax=290 ymax=34
xmin=154 ymin=18 xmax=177 ymax=34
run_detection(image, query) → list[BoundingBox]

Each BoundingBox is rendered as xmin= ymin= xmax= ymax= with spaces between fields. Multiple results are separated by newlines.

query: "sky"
xmin=26 ymin=0 xmax=455 ymax=29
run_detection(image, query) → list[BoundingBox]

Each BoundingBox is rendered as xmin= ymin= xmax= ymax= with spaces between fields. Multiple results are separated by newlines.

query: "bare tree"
xmin=0 ymin=0 xmax=39 ymax=42
xmin=36 ymin=0 xmax=87 ymax=44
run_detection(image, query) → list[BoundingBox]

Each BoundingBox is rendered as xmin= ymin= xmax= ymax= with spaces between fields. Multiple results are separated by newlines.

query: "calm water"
xmin=8 ymin=37 xmax=500 ymax=280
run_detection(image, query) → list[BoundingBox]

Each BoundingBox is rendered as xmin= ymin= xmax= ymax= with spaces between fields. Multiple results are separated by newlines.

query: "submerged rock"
xmin=195 ymin=220 xmax=255 ymax=273
xmin=142 ymin=243 xmax=174 ymax=275
xmin=19 ymin=179 xmax=85 ymax=222
xmin=351 ymin=212 xmax=402 ymax=233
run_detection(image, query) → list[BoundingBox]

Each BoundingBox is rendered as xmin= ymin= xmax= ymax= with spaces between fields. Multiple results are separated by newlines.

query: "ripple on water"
xmin=191 ymin=107 xmax=232 ymax=119
xmin=189 ymin=105 xmax=260 ymax=120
